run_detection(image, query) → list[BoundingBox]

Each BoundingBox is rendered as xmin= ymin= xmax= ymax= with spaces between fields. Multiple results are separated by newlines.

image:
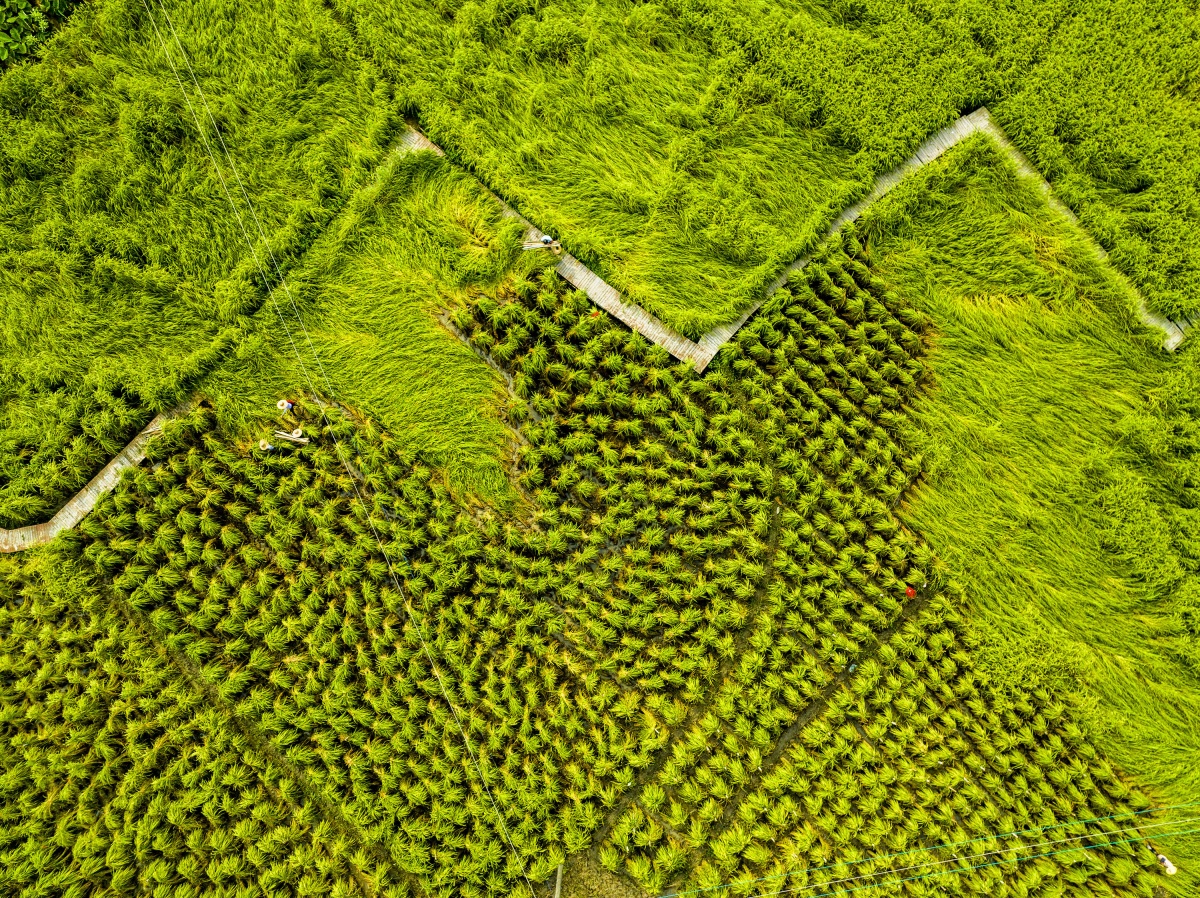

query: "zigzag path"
xmin=449 ymin=106 xmax=1190 ymax=368
xmin=1 ymin=109 xmax=1190 ymax=553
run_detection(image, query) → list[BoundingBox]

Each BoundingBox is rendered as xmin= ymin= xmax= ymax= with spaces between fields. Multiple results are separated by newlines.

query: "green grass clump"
xmin=859 ymin=130 xmax=1200 ymax=893
xmin=0 ymin=1 xmax=79 ymax=67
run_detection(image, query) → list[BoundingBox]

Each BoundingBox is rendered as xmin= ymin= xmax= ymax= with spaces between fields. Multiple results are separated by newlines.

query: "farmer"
xmin=522 ymin=233 xmax=562 ymax=254
xmin=1150 ymin=847 xmax=1177 ymax=876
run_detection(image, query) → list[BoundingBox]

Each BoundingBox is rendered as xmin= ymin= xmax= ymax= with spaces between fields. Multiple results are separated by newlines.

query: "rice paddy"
xmin=860 ymin=132 xmax=1200 ymax=895
xmin=4 ymin=1 xmax=1200 ymax=897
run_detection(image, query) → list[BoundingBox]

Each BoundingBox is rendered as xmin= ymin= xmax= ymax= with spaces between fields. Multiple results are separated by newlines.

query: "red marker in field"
xmin=905 ymin=586 xmax=916 ymax=598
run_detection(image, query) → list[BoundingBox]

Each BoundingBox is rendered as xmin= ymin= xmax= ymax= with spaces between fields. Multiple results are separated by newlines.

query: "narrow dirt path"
xmin=0 ymin=406 xmax=185 ymax=554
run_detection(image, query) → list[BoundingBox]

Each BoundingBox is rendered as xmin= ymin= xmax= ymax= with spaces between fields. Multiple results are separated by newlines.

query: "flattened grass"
xmin=862 ymin=134 xmax=1200 ymax=892
xmin=341 ymin=0 xmax=867 ymax=337
xmin=0 ymin=0 xmax=396 ymax=525
xmin=10 ymin=0 xmax=1200 ymax=527
xmin=201 ymin=150 xmax=536 ymax=504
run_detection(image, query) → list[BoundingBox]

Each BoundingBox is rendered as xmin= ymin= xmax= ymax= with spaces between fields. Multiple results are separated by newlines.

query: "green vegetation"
xmin=4 ymin=1 xmax=1200 ymax=897
xmin=0 ymin=552 xmax=407 ymax=897
xmin=1000 ymin=0 xmax=1200 ymax=320
xmin=337 ymin=0 xmax=1200 ymax=328
xmin=6 ymin=238 xmax=1187 ymax=897
xmin=199 ymin=149 xmax=538 ymax=503
xmin=857 ymin=132 xmax=1200 ymax=892
xmin=7 ymin=0 xmax=1200 ymax=516
xmin=343 ymin=0 xmax=864 ymax=337
xmin=0 ymin=1 xmax=78 ymax=66
xmin=0 ymin=0 xmax=397 ymax=526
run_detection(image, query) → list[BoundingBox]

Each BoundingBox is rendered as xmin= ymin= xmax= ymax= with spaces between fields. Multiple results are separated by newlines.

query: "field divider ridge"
xmin=1 ymin=126 xmax=444 ymax=556
xmin=405 ymin=109 xmax=1187 ymax=367
xmin=399 ymin=127 xmax=715 ymax=370
xmin=5 ymin=111 xmax=1186 ymax=554
xmin=0 ymin=404 xmax=189 ymax=554
xmin=969 ymin=110 xmax=1188 ymax=350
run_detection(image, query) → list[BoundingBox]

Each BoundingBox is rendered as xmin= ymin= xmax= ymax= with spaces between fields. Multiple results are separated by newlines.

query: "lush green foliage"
xmin=4 ymin=2 xmax=1200 ymax=896
xmin=1000 ymin=0 xmax=1200 ymax=320
xmin=3 ymin=239 xmax=1170 ymax=897
xmin=0 ymin=0 xmax=397 ymax=526
xmin=0 ymin=375 xmax=154 ymax=527
xmin=0 ymin=554 xmax=408 ymax=897
xmin=5 ymin=0 xmax=1200 ymax=516
xmin=332 ymin=0 xmax=1200 ymax=329
xmin=199 ymin=150 xmax=538 ymax=504
xmin=859 ymin=131 xmax=1200 ymax=892
xmin=580 ymin=236 xmax=1167 ymax=897
xmin=0 ymin=1 xmax=77 ymax=66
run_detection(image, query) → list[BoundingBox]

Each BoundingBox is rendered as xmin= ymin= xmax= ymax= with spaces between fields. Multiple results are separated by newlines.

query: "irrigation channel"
xmin=0 ymin=108 xmax=1189 ymax=554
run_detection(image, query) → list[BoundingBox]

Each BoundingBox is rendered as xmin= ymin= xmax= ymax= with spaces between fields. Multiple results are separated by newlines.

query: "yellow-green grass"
xmin=10 ymin=0 xmax=1200 ymax=527
xmin=198 ymin=150 xmax=549 ymax=505
xmin=861 ymin=133 xmax=1200 ymax=893
xmin=338 ymin=0 xmax=1200 ymax=330
xmin=0 ymin=0 xmax=397 ymax=526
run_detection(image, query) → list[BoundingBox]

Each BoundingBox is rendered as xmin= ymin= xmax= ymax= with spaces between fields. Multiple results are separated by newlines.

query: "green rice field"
xmin=3 ymin=1 xmax=1200 ymax=896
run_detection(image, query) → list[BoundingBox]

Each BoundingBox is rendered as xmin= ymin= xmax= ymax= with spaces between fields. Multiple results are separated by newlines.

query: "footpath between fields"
xmin=1 ymin=110 xmax=1189 ymax=554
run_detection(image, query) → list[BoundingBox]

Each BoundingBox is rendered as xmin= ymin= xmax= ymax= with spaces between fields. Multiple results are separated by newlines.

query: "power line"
xmin=134 ymin=3 xmax=538 ymax=894
xmin=663 ymin=799 xmax=1200 ymax=898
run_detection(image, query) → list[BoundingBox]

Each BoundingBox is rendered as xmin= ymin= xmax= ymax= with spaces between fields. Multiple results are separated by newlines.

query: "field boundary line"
xmin=399 ymin=129 xmax=714 ymax=367
xmin=969 ymin=110 xmax=1188 ymax=347
xmin=409 ymin=109 xmax=1188 ymax=366
xmin=5 ymin=109 xmax=1186 ymax=555
xmin=0 ymin=127 xmax=428 ymax=555
xmin=0 ymin=404 xmax=188 ymax=554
